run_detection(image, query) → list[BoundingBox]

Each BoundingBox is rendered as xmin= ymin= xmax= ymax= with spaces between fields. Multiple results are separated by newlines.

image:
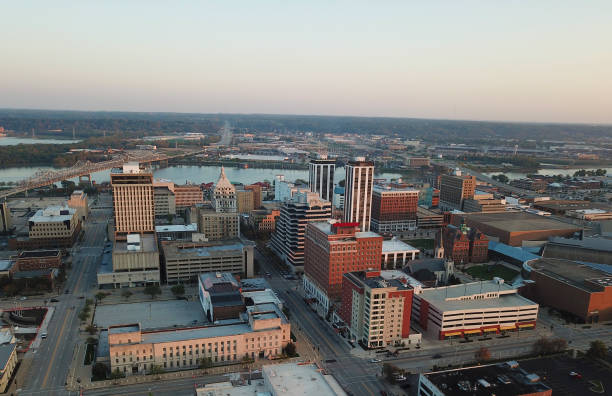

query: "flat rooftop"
xmin=0 ymin=260 xmax=15 ymax=271
xmin=424 ymin=361 xmax=551 ymax=396
xmin=163 ymin=240 xmax=245 ymax=259
xmin=18 ymin=250 xmax=60 ymax=258
xmin=528 ymin=258 xmax=612 ymax=292
xmin=417 ymin=281 xmax=537 ymax=312
xmin=155 ymin=223 xmax=198 ymax=233
xmin=109 ymin=324 xmax=139 ymax=334
xmin=382 ymin=238 xmax=419 ymax=253
xmin=417 ymin=206 xmax=443 ymax=217
xmin=94 ymin=300 xmax=207 ymax=330
xmin=30 ymin=206 xmax=75 ymax=223
xmin=113 ymin=233 xmax=157 ymax=253
xmin=460 ymin=212 xmax=580 ymax=232
xmin=141 ymin=322 xmax=255 ymax=344
xmin=263 ymin=363 xmax=347 ymax=396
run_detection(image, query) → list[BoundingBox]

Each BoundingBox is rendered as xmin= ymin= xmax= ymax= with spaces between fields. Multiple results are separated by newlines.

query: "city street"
xmin=15 ymin=208 xmax=110 ymax=396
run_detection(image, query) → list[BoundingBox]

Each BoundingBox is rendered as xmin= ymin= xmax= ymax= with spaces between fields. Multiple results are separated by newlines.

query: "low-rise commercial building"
xmin=522 ymin=258 xmax=612 ymax=323
xmin=162 ymin=239 xmax=254 ymax=283
xmin=0 ymin=344 xmax=17 ymax=393
xmin=10 ymin=206 xmax=81 ymax=250
xmin=15 ymin=250 xmax=62 ymax=271
xmin=417 ymin=360 xmax=551 ymax=396
xmin=155 ymin=224 xmax=198 ymax=241
xmin=339 ymin=270 xmax=415 ymax=348
xmin=97 ymin=234 xmax=160 ymax=288
xmin=381 ymin=238 xmax=420 ymax=269
xmin=412 ymin=279 xmax=539 ymax=339
xmin=198 ymin=273 xmax=244 ymax=321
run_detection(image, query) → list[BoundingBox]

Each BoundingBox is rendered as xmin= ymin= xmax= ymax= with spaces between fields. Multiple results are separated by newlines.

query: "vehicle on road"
xmin=64 ymin=289 xmax=70 ymax=294
xmin=325 ymin=359 xmax=337 ymax=363
xmin=50 ymin=298 xmax=59 ymax=302
xmin=20 ymin=296 xmax=27 ymax=301
xmin=432 ymin=354 xmax=442 ymax=359
xmin=41 ymin=333 xmax=47 ymax=339
xmin=369 ymin=358 xmax=381 ymax=363
xmin=569 ymin=371 xmax=582 ymax=379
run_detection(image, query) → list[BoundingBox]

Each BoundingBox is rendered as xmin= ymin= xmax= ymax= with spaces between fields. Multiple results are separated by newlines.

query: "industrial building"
xmin=522 ymin=258 xmax=612 ymax=323
xmin=412 ymin=279 xmax=539 ymax=339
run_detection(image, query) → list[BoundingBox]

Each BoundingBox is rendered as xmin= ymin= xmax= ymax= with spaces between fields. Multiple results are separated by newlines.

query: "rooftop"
xmin=488 ymin=241 xmax=540 ymax=264
xmin=416 ymin=281 xmax=537 ymax=312
xmin=109 ymin=324 xmax=140 ymax=334
xmin=528 ymin=258 xmax=612 ymax=292
xmin=114 ymin=233 xmax=157 ymax=253
xmin=240 ymin=278 xmax=270 ymax=292
xmin=382 ymin=238 xmax=420 ymax=253
xmin=423 ymin=361 xmax=551 ymax=396
xmin=263 ymin=363 xmax=347 ymax=396
xmin=141 ymin=322 xmax=254 ymax=344
xmin=18 ymin=250 xmax=61 ymax=258
xmin=30 ymin=206 xmax=75 ymax=223
xmin=155 ymin=223 xmax=198 ymax=233
xmin=0 ymin=260 xmax=15 ymax=272
xmin=458 ymin=212 xmax=580 ymax=232
xmin=94 ymin=300 xmax=207 ymax=330
xmin=546 ymin=236 xmax=612 ymax=253
xmin=0 ymin=344 xmax=15 ymax=370
xmin=199 ymin=272 xmax=240 ymax=290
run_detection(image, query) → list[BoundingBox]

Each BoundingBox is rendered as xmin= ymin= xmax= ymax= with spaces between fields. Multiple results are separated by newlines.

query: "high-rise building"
xmin=269 ymin=192 xmax=332 ymax=273
xmin=0 ymin=202 xmax=12 ymax=234
xmin=303 ymin=221 xmax=383 ymax=311
xmin=309 ymin=154 xmax=335 ymax=202
xmin=344 ymin=157 xmax=374 ymax=232
xmin=153 ymin=180 xmax=176 ymax=217
xmin=339 ymin=270 xmax=416 ymax=348
xmin=245 ymin=184 xmax=262 ymax=209
xmin=174 ymin=184 xmax=203 ymax=208
xmin=236 ymin=189 xmax=255 ymax=214
xmin=439 ymin=169 xmax=476 ymax=211
xmin=212 ymin=167 xmax=236 ymax=213
xmin=371 ymin=183 xmax=419 ymax=234
xmin=111 ymin=163 xmax=155 ymax=239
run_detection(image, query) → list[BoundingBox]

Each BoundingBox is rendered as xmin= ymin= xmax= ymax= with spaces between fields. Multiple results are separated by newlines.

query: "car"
xmin=432 ymin=354 xmax=442 ymax=359
xmin=569 ymin=371 xmax=582 ymax=379
xmin=20 ymin=296 xmax=27 ymax=301
xmin=369 ymin=358 xmax=381 ymax=363
xmin=50 ymin=298 xmax=59 ymax=302
xmin=41 ymin=333 xmax=47 ymax=339
xmin=324 ymin=359 xmax=337 ymax=363
xmin=64 ymin=290 xmax=70 ymax=294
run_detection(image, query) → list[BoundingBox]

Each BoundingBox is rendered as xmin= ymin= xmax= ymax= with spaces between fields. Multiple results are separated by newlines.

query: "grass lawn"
xmin=465 ymin=264 xmax=519 ymax=282
xmin=405 ymin=238 xmax=434 ymax=250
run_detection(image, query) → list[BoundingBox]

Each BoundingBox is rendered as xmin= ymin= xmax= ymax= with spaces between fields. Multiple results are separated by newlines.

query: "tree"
xmin=95 ymin=292 xmax=107 ymax=303
xmin=495 ymin=174 xmax=509 ymax=183
xmin=475 ymin=347 xmax=491 ymax=362
xmin=85 ymin=324 xmax=98 ymax=335
xmin=533 ymin=337 xmax=567 ymax=355
xmin=78 ymin=311 xmax=89 ymax=322
xmin=121 ymin=290 xmax=133 ymax=300
xmin=284 ymin=342 xmax=297 ymax=357
xmin=382 ymin=363 xmax=398 ymax=383
xmin=149 ymin=364 xmax=165 ymax=375
xmin=110 ymin=368 xmax=125 ymax=379
xmin=587 ymin=340 xmax=607 ymax=360
xmin=92 ymin=362 xmax=108 ymax=380
xmin=166 ymin=214 xmax=174 ymax=223
xmin=171 ymin=284 xmax=185 ymax=297
xmin=144 ymin=284 xmax=162 ymax=299
xmin=199 ymin=357 xmax=213 ymax=369
xmin=86 ymin=336 xmax=98 ymax=345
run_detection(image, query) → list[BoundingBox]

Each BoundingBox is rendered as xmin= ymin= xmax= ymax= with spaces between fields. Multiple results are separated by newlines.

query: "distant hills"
xmin=0 ymin=109 xmax=610 ymax=142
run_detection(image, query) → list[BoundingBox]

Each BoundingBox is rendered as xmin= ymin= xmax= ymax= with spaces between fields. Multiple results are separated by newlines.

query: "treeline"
xmin=0 ymin=109 xmax=221 ymax=138
xmin=460 ymin=154 xmax=540 ymax=169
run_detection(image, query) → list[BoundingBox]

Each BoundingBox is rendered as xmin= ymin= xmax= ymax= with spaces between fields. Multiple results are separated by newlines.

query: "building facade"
xmin=309 ymin=155 xmax=336 ymax=202
xmin=371 ymin=184 xmax=418 ymax=233
xmin=244 ymin=184 xmax=262 ymax=209
xmin=303 ymin=222 xmax=383 ymax=311
xmin=111 ymin=163 xmax=155 ymax=239
xmin=97 ymin=234 xmax=160 ymax=288
xmin=344 ymin=157 xmax=374 ymax=232
xmin=198 ymin=211 xmax=240 ymax=241
xmin=153 ymin=180 xmax=177 ymax=217
xmin=16 ymin=250 xmax=62 ymax=271
xmin=381 ymin=238 xmax=420 ymax=269
xmin=269 ymin=192 xmax=332 ymax=272
xmin=236 ymin=189 xmax=255 ymax=214
xmin=67 ymin=190 xmax=88 ymax=220
xmin=439 ymin=171 xmax=476 ymax=211
xmin=212 ymin=167 xmax=237 ymax=213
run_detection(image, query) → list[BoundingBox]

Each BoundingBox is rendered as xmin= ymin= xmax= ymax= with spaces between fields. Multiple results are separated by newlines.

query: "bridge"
xmin=0 ymin=149 xmax=204 ymax=199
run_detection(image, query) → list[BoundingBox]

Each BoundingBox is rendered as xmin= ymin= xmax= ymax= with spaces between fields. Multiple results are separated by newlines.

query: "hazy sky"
xmin=2 ymin=1 xmax=611 ymax=123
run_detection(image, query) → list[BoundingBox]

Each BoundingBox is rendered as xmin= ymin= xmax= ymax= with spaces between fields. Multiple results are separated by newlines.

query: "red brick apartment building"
xmin=438 ymin=225 xmax=488 ymax=264
xmin=303 ymin=222 xmax=383 ymax=311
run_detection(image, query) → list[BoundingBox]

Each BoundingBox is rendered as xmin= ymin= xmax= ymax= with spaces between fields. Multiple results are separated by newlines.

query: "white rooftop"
xmin=382 ymin=238 xmax=420 ymax=253
xmin=30 ymin=206 xmax=75 ymax=223
xmin=155 ymin=223 xmax=198 ymax=233
xmin=379 ymin=270 xmax=424 ymax=289
xmin=263 ymin=363 xmax=347 ymax=396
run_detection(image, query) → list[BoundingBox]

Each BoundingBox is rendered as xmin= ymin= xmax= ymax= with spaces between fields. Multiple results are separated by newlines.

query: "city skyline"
xmin=3 ymin=1 xmax=612 ymax=124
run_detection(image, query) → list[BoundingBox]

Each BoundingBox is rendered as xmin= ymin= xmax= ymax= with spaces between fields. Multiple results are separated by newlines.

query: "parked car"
xmin=50 ymin=298 xmax=59 ymax=302
xmin=41 ymin=333 xmax=47 ymax=339
xmin=369 ymin=358 xmax=381 ymax=363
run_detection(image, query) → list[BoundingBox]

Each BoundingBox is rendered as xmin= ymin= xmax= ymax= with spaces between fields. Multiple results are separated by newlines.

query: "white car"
xmin=41 ymin=333 xmax=47 ymax=339
xmin=369 ymin=358 xmax=381 ymax=363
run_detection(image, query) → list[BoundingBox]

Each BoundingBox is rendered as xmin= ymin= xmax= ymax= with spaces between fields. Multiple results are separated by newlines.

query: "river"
xmin=0 ymin=165 xmax=403 ymax=186
xmin=0 ymin=137 xmax=82 ymax=146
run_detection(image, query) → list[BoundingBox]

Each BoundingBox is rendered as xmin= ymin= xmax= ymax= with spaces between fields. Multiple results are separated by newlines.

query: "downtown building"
xmin=111 ymin=163 xmax=155 ymax=240
xmin=269 ymin=192 xmax=332 ymax=273
xmin=411 ymin=279 xmax=539 ymax=340
xmin=344 ymin=157 xmax=374 ymax=232
xmin=309 ymin=154 xmax=336 ymax=202
xmin=371 ymin=183 xmax=419 ymax=234
xmin=9 ymin=205 xmax=81 ymax=250
xmin=303 ymin=221 xmax=383 ymax=311
xmin=196 ymin=167 xmax=240 ymax=241
xmin=339 ymin=270 xmax=420 ymax=348
xmin=439 ymin=169 xmax=476 ymax=211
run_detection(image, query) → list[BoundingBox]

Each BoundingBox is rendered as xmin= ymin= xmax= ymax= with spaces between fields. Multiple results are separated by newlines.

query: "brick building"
xmin=437 ymin=225 xmax=488 ymax=264
xmin=174 ymin=184 xmax=204 ymax=208
xmin=303 ymin=222 xmax=383 ymax=311
xmin=16 ymin=250 xmax=62 ymax=271
xmin=244 ymin=184 xmax=262 ymax=209
xmin=371 ymin=184 xmax=419 ymax=234
xmin=522 ymin=258 xmax=612 ymax=323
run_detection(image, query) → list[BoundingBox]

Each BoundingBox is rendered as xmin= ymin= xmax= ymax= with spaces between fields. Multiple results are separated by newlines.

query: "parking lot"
xmin=519 ymin=355 xmax=610 ymax=395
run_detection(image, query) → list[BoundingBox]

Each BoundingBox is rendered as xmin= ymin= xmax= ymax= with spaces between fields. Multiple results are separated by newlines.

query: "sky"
xmin=2 ymin=1 xmax=611 ymax=124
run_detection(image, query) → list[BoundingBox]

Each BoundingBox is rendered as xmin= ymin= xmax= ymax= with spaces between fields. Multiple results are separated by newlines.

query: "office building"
xmin=97 ymin=234 xmax=160 ymax=288
xmin=412 ymin=279 xmax=539 ymax=339
xmin=269 ymin=192 xmax=332 ymax=272
xmin=333 ymin=186 xmax=345 ymax=210
xmin=0 ymin=344 xmax=17 ymax=393
xmin=417 ymin=360 xmax=551 ymax=396
xmin=303 ymin=221 xmax=382 ymax=311
xmin=236 ymin=188 xmax=255 ymax=214
xmin=248 ymin=209 xmax=280 ymax=232
xmin=439 ymin=170 xmax=476 ymax=211
xmin=309 ymin=154 xmax=336 ymax=202
xmin=107 ymin=302 xmax=290 ymax=376
xmin=244 ymin=184 xmax=262 ymax=209
xmin=153 ymin=180 xmax=176 ymax=217
xmin=161 ymin=239 xmax=254 ymax=283
xmin=371 ymin=184 xmax=419 ymax=233
xmin=111 ymin=163 xmax=155 ymax=239
xmin=417 ymin=206 xmax=444 ymax=229
xmin=67 ymin=190 xmax=88 ymax=220
xmin=212 ymin=167 xmax=236 ymax=213
xmin=339 ymin=270 xmax=415 ymax=348
xmin=10 ymin=206 xmax=81 ymax=250
xmin=174 ymin=184 xmax=203 ymax=208
xmin=197 ymin=211 xmax=240 ymax=241
xmin=15 ymin=250 xmax=61 ymax=271
xmin=344 ymin=157 xmax=374 ymax=232
xmin=0 ymin=202 xmax=12 ymax=234
xmin=522 ymin=258 xmax=612 ymax=323
xmin=274 ymin=178 xmax=309 ymax=202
